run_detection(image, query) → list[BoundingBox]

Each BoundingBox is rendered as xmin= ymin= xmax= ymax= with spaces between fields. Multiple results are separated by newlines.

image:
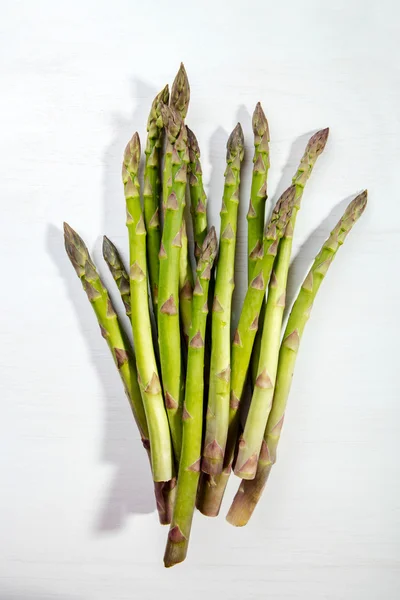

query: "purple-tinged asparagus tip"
xmin=102 ymin=235 xmax=119 ymax=266
xmin=252 ymin=102 xmax=269 ymax=140
xmin=123 ymin=132 xmax=141 ymax=174
xmin=344 ymin=190 xmax=368 ymax=221
xmin=306 ymin=127 xmax=329 ymax=156
xmin=227 ymin=123 xmax=244 ymax=161
xmin=186 ymin=126 xmax=200 ymax=156
xmin=170 ymin=62 xmax=190 ymax=119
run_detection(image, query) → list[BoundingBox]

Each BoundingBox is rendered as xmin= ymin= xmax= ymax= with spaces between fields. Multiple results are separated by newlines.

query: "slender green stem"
xmin=202 ymin=124 xmax=244 ymax=476
xmin=158 ymin=106 xmax=189 ymax=460
xmin=247 ymin=102 xmax=270 ymax=282
xmin=143 ymin=85 xmax=170 ymax=315
xmin=124 ymin=133 xmax=173 ymax=482
xmin=164 ymin=229 xmax=218 ymax=567
xmin=227 ymin=191 xmax=367 ymax=525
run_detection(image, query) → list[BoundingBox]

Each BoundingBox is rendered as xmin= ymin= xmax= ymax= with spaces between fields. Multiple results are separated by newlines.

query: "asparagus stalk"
xmin=179 ymin=219 xmax=194 ymax=347
xmin=102 ymin=235 xmax=176 ymax=523
xmin=170 ymin=64 xmax=193 ymax=349
xmin=187 ymin=126 xmax=208 ymax=259
xmin=247 ymin=102 xmax=270 ymax=281
xmin=202 ymin=123 xmax=244 ymax=476
xmin=227 ymin=191 xmax=368 ymax=525
xmin=247 ymin=102 xmax=270 ymax=413
xmin=197 ymin=185 xmax=295 ymax=516
xmin=158 ymin=104 xmax=189 ymax=460
xmin=143 ymin=85 xmax=170 ymax=315
xmin=123 ymin=132 xmax=174 ymax=482
xmin=164 ymin=228 xmax=218 ymax=568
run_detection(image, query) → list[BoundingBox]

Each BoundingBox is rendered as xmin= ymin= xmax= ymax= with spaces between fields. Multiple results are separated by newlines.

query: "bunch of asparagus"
xmin=64 ymin=64 xmax=367 ymax=567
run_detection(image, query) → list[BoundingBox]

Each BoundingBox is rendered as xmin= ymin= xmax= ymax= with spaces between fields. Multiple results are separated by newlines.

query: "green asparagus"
xmin=202 ymin=123 xmax=244 ymax=476
xmin=158 ymin=104 xmax=189 ymax=460
xmin=164 ymin=228 xmax=218 ymax=567
xmin=143 ymin=85 xmax=169 ymax=315
xmin=123 ymin=132 xmax=174 ymax=482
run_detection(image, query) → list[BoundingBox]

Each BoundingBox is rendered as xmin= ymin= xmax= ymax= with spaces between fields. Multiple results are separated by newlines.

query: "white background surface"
xmin=1 ymin=1 xmax=399 ymax=598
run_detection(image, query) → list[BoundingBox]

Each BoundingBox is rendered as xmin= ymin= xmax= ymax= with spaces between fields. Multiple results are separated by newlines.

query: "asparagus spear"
xmin=170 ymin=64 xmax=193 ymax=348
xmin=202 ymin=123 xmax=244 ymax=476
xmin=247 ymin=102 xmax=270 ymax=413
xmin=227 ymin=191 xmax=367 ymax=525
xmin=102 ymin=235 xmax=176 ymax=523
xmin=187 ymin=126 xmax=208 ymax=259
xmin=247 ymin=102 xmax=270 ymax=281
xmin=170 ymin=62 xmax=190 ymax=119
xmin=197 ymin=185 xmax=295 ymax=515
xmin=158 ymin=104 xmax=189 ymax=460
xmin=164 ymin=228 xmax=218 ymax=568
xmin=143 ymin=85 xmax=170 ymax=315
xmin=123 ymin=132 xmax=174 ymax=482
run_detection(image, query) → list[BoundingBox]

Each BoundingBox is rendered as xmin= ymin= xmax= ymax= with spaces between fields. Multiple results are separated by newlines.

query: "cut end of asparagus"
xmin=123 ymin=132 xmax=141 ymax=176
xmin=227 ymin=123 xmax=245 ymax=162
xmin=170 ymin=62 xmax=190 ymax=119
xmin=252 ymin=102 xmax=269 ymax=140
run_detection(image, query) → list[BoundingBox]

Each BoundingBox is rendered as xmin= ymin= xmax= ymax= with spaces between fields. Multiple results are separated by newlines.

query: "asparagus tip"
xmin=252 ymin=102 xmax=269 ymax=140
xmin=227 ymin=123 xmax=244 ymax=160
xmin=186 ymin=126 xmax=200 ymax=155
xmin=102 ymin=235 xmax=117 ymax=264
xmin=170 ymin=62 xmax=190 ymax=119
xmin=345 ymin=189 xmax=368 ymax=220
xmin=306 ymin=127 xmax=329 ymax=156
xmin=123 ymin=132 xmax=141 ymax=175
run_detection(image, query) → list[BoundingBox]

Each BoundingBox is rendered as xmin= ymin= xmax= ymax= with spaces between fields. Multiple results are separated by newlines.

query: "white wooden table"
xmin=1 ymin=1 xmax=399 ymax=598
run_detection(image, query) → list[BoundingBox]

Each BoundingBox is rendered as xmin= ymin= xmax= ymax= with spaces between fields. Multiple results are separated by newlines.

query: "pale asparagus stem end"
xmin=170 ymin=63 xmax=190 ymax=119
